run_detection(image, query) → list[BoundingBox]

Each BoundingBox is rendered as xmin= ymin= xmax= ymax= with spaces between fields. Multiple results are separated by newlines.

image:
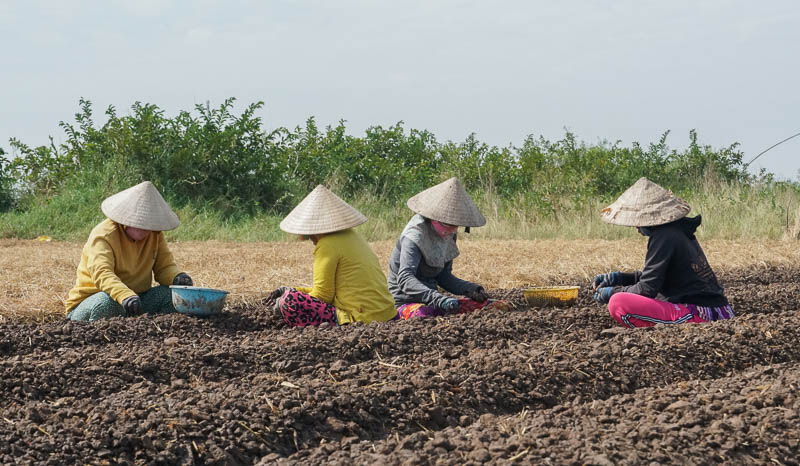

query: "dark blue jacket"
xmin=618 ymin=216 xmax=728 ymax=307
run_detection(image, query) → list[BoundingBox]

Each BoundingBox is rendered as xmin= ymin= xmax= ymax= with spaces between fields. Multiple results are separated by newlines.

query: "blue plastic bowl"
xmin=170 ymin=286 xmax=230 ymax=316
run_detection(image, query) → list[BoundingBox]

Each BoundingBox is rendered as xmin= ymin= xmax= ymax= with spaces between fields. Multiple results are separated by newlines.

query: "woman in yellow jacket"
xmin=65 ymin=181 xmax=193 ymax=321
xmin=269 ymin=185 xmax=397 ymax=327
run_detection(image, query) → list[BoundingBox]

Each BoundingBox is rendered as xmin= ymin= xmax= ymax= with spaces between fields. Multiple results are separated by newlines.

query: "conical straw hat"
xmin=601 ymin=177 xmax=691 ymax=227
xmin=101 ymin=181 xmax=180 ymax=231
xmin=280 ymin=185 xmax=367 ymax=235
xmin=407 ymin=177 xmax=486 ymax=227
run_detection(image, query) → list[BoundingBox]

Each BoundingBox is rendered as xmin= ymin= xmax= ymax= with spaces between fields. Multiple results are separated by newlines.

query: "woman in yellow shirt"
xmin=269 ymin=185 xmax=398 ymax=327
xmin=65 ymin=181 xmax=192 ymax=322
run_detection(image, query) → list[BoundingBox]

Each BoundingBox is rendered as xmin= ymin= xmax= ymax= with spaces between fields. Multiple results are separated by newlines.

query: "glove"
xmin=269 ymin=287 xmax=289 ymax=301
xmin=439 ymin=298 xmax=460 ymax=311
xmin=593 ymin=287 xmax=616 ymax=304
xmin=122 ymin=295 xmax=142 ymax=315
xmin=592 ymin=272 xmax=621 ymax=290
xmin=467 ymin=286 xmax=489 ymax=303
xmin=173 ymin=273 xmax=193 ymax=286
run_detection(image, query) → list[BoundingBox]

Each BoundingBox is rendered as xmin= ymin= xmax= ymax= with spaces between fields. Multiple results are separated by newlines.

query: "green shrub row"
xmin=0 ymin=98 xmax=780 ymax=228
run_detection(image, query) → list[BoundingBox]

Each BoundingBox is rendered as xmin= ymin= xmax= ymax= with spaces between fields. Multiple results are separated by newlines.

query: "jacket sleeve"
xmin=153 ymin=233 xmax=181 ymax=286
xmin=621 ymin=235 xmax=672 ymax=298
xmin=437 ymin=260 xmax=480 ymax=296
xmin=87 ymin=236 xmax=137 ymax=304
xmin=395 ymin=238 xmax=450 ymax=307
xmin=618 ymin=272 xmax=640 ymax=286
xmin=307 ymin=240 xmax=338 ymax=305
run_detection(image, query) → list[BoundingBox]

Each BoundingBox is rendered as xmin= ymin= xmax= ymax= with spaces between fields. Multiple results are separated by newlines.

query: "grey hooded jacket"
xmin=387 ymin=217 xmax=479 ymax=308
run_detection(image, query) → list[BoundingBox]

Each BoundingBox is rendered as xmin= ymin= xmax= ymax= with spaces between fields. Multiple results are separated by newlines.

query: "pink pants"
xmin=608 ymin=292 xmax=734 ymax=328
xmin=277 ymin=288 xmax=338 ymax=327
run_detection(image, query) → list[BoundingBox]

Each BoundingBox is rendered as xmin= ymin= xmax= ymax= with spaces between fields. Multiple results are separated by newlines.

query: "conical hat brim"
xmin=101 ymin=181 xmax=180 ymax=231
xmin=407 ymin=177 xmax=486 ymax=227
xmin=601 ymin=177 xmax=691 ymax=227
xmin=280 ymin=185 xmax=367 ymax=235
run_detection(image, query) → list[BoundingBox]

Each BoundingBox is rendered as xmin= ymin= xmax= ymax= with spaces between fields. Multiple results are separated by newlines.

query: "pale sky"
xmin=2 ymin=0 xmax=799 ymax=178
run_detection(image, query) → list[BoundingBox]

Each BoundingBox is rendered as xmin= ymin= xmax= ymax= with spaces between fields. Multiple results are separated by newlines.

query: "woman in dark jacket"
xmin=592 ymin=178 xmax=733 ymax=328
xmin=387 ymin=177 xmax=510 ymax=319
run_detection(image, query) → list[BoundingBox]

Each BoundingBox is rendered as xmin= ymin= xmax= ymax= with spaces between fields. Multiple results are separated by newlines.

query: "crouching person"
xmin=65 ymin=181 xmax=193 ymax=322
xmin=269 ymin=185 xmax=398 ymax=327
xmin=388 ymin=177 xmax=510 ymax=319
xmin=592 ymin=177 xmax=733 ymax=328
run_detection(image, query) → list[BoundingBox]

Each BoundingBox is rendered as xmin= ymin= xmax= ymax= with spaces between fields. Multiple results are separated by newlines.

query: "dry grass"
xmin=2 ymin=237 xmax=799 ymax=324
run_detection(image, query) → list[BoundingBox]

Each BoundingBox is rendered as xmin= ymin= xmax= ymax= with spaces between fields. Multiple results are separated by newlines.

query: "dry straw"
xmin=3 ymin=237 xmax=800 ymax=323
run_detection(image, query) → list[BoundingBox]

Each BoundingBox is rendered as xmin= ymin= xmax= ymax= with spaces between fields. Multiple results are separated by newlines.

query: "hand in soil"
xmin=269 ymin=287 xmax=288 ymax=301
xmin=121 ymin=295 xmax=141 ymax=315
xmin=467 ymin=286 xmax=489 ymax=302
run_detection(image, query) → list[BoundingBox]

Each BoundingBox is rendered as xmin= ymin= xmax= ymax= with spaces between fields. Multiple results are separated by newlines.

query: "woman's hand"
xmin=439 ymin=298 xmax=459 ymax=311
xmin=122 ymin=295 xmax=142 ymax=315
xmin=173 ymin=273 xmax=193 ymax=286
xmin=269 ymin=287 xmax=289 ymax=301
xmin=467 ymin=286 xmax=489 ymax=302
xmin=592 ymin=272 xmax=621 ymax=290
xmin=593 ymin=287 xmax=616 ymax=304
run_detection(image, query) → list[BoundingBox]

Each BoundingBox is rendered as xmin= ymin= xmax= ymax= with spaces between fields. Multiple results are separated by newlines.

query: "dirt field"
xmin=1 ymin=240 xmax=800 ymax=464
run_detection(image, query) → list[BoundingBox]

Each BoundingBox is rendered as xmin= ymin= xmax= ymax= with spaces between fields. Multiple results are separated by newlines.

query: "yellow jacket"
xmin=65 ymin=218 xmax=181 ymax=313
xmin=296 ymin=229 xmax=397 ymax=324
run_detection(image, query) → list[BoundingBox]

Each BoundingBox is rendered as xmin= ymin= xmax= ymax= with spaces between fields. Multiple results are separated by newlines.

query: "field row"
xmin=1 ymin=266 xmax=799 ymax=463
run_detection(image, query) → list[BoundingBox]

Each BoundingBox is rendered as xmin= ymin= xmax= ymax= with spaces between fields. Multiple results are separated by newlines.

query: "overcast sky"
xmin=2 ymin=0 xmax=798 ymax=177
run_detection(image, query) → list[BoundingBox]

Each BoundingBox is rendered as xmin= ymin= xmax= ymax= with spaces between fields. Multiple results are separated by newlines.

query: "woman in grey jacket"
xmin=388 ymin=178 xmax=510 ymax=319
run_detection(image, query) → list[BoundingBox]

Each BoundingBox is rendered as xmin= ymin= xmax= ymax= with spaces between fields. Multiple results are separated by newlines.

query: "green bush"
xmin=0 ymin=148 xmax=15 ymax=212
xmin=1 ymin=97 xmax=768 ymax=240
xmin=9 ymin=98 xmax=296 ymax=215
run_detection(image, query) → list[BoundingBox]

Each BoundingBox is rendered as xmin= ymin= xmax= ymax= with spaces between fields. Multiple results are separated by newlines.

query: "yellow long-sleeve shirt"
xmin=296 ymin=229 xmax=397 ymax=324
xmin=65 ymin=218 xmax=182 ymax=313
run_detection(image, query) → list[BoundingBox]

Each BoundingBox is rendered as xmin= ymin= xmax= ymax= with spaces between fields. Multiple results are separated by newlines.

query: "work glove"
xmin=122 ymin=295 xmax=142 ymax=315
xmin=593 ymin=287 xmax=616 ymax=304
xmin=592 ymin=272 xmax=621 ymax=290
xmin=173 ymin=273 xmax=193 ymax=286
xmin=439 ymin=297 xmax=460 ymax=312
xmin=467 ymin=286 xmax=489 ymax=303
xmin=269 ymin=287 xmax=289 ymax=301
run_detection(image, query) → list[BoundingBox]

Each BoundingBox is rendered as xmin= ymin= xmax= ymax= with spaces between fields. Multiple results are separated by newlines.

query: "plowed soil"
xmin=1 ymin=266 xmax=799 ymax=465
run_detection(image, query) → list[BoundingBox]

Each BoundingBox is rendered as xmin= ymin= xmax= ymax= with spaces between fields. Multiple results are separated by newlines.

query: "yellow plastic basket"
xmin=523 ymin=286 xmax=580 ymax=307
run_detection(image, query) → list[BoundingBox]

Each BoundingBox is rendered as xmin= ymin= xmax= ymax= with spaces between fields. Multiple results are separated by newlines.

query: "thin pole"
xmin=745 ymin=131 xmax=800 ymax=168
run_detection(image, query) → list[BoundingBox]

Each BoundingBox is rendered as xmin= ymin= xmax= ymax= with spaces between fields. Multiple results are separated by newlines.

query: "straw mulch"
xmin=2 ymin=237 xmax=798 ymax=323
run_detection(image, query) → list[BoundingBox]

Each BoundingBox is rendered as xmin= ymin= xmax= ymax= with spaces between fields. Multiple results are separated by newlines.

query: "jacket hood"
xmin=659 ymin=214 xmax=702 ymax=239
